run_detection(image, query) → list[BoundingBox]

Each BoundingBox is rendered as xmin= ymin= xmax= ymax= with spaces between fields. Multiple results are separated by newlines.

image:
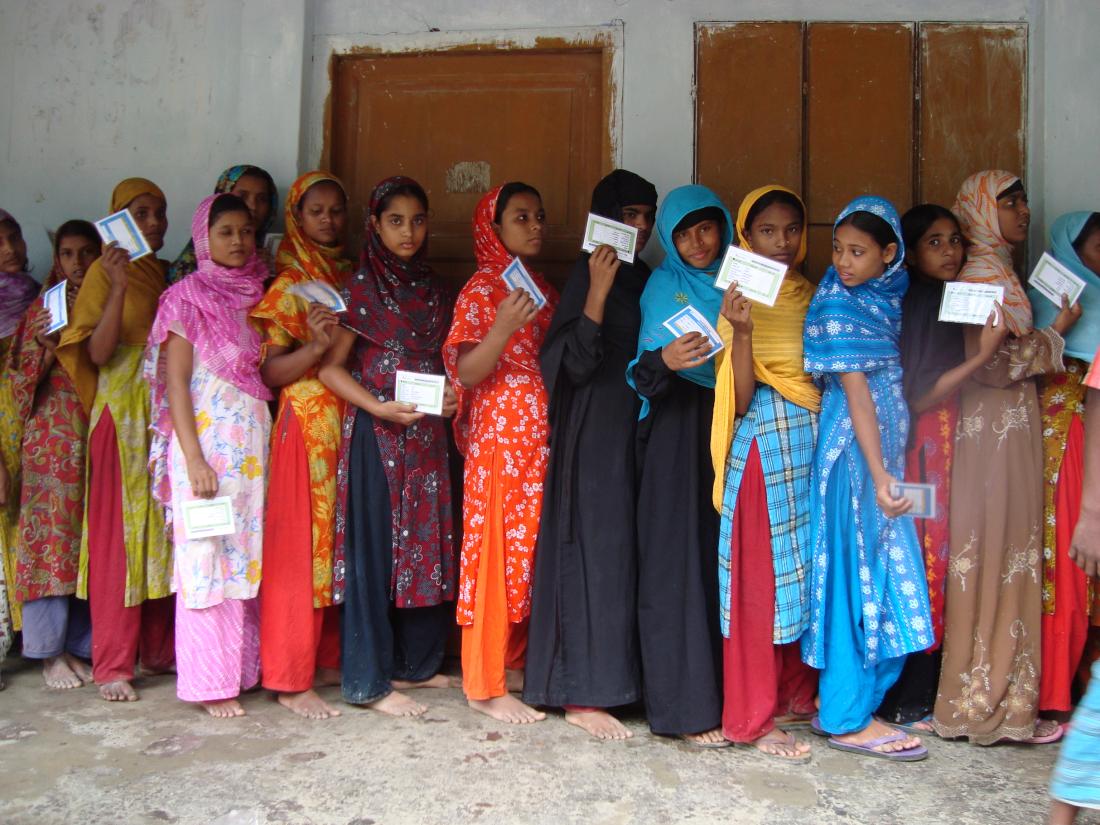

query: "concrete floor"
xmin=0 ymin=654 xmax=1086 ymax=825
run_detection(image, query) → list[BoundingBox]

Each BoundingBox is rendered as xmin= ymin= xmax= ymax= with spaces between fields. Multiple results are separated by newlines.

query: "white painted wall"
xmin=2 ymin=0 xmax=1097 ymax=277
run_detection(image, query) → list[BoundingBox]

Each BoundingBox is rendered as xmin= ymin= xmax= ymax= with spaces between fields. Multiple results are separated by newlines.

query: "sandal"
xmin=827 ymin=731 xmax=928 ymax=762
xmin=809 ymin=715 xmax=829 ymax=737
xmin=878 ymin=714 xmax=935 ymax=735
xmin=679 ymin=732 xmax=732 ymax=749
xmin=774 ymin=710 xmax=816 ymax=727
xmin=1020 ymin=722 xmax=1065 ymax=745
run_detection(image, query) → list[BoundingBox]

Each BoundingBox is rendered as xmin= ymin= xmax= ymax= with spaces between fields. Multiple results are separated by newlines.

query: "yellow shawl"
xmin=56 ymin=178 xmax=168 ymax=412
xmin=711 ymin=185 xmax=821 ymax=508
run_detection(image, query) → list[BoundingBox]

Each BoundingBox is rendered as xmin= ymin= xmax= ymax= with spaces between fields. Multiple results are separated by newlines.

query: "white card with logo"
xmin=662 ymin=305 xmax=724 ymax=360
xmin=287 ymin=280 xmax=347 ymax=313
xmin=581 ymin=212 xmax=638 ymax=264
xmin=938 ymin=282 xmax=1004 ymax=325
xmin=181 ymin=496 xmax=237 ymax=540
xmin=394 ymin=370 xmax=446 ymax=416
xmin=42 ymin=280 xmax=69 ymax=335
xmin=1029 ymin=252 xmax=1086 ymax=309
xmin=94 ymin=208 xmax=152 ymax=261
xmin=892 ymin=482 xmax=937 ymax=520
xmin=501 ymin=257 xmax=546 ymax=309
xmin=712 ymin=245 xmax=789 ymax=307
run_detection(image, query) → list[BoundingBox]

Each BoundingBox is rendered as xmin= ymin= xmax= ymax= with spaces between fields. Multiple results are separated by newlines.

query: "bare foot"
xmin=832 ymin=719 xmax=920 ymax=753
xmin=368 ymin=690 xmax=427 ymax=717
xmin=680 ymin=727 xmax=730 ymax=748
xmin=202 ymin=698 xmax=245 ymax=718
xmin=43 ymin=656 xmax=83 ymax=689
xmin=392 ymin=673 xmax=453 ymax=690
xmin=313 ymin=667 xmax=341 ymax=687
xmin=468 ymin=694 xmax=546 ymax=724
xmin=64 ymin=653 xmax=94 ymax=684
xmin=99 ymin=680 xmax=138 ymax=702
xmin=505 ymin=668 xmax=524 ymax=693
xmin=277 ymin=689 xmax=341 ymax=720
xmin=753 ymin=728 xmax=811 ymax=761
xmin=565 ymin=708 xmax=633 ymax=740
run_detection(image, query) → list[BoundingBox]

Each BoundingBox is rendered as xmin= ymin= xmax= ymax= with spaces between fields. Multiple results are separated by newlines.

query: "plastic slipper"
xmin=1021 ymin=723 xmax=1065 ymax=745
xmin=878 ymin=714 xmax=935 ymax=735
xmin=774 ymin=711 xmax=816 ymax=728
xmin=827 ymin=732 xmax=928 ymax=762
xmin=809 ymin=715 xmax=829 ymax=737
xmin=679 ymin=733 xmax=732 ymax=749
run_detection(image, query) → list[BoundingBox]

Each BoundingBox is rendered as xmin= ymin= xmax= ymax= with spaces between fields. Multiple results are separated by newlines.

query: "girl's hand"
xmin=186 ymin=456 xmax=219 ymax=499
xmin=977 ymin=303 xmax=1010 ymax=360
xmin=876 ymin=475 xmax=913 ymax=519
xmin=377 ymin=400 xmax=425 ymax=427
xmin=1052 ymin=293 xmax=1083 ymax=336
xmin=0 ymin=461 xmax=9 ymax=506
xmin=442 ymin=381 xmax=458 ymax=418
xmin=101 ymin=242 xmax=130 ymax=293
xmin=492 ymin=288 xmax=539 ymax=336
xmin=588 ymin=245 xmax=621 ymax=296
xmin=661 ymin=332 xmax=712 ymax=371
xmin=720 ymin=283 xmax=753 ymax=336
xmin=305 ymin=303 xmax=338 ymax=353
xmin=34 ymin=331 xmax=59 ymax=353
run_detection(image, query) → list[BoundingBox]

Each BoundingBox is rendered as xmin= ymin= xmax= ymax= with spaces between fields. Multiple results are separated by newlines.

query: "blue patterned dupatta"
xmin=801 ymin=196 xmax=933 ymax=669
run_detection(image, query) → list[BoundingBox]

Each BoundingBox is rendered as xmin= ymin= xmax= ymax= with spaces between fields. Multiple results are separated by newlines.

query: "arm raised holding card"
xmin=719 ymin=283 xmax=755 ymax=415
xmin=455 ymin=288 xmax=538 ymax=388
xmin=912 ymin=305 xmax=1009 ymax=413
xmin=259 ymin=302 xmax=338 ymax=389
xmin=87 ymin=243 xmax=132 ymax=366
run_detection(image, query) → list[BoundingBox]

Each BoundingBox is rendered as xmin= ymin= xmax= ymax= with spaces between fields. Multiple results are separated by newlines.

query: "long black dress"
xmin=631 ymin=351 xmax=723 ymax=735
xmin=522 ymin=253 xmax=648 ymax=709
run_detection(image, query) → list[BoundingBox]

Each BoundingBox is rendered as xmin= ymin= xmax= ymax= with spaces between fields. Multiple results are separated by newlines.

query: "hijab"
xmin=0 ymin=210 xmax=40 ymax=339
xmin=1031 ymin=211 xmax=1100 ymax=361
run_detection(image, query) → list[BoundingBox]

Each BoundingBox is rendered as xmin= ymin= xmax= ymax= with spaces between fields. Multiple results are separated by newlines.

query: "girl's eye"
xmin=852 ymin=249 xmax=863 ymax=257
xmin=928 ymin=238 xmax=940 ymax=247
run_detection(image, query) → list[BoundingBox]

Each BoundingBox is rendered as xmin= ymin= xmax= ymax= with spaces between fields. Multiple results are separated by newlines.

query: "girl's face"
xmin=128 ymin=193 xmax=168 ymax=252
xmin=208 ymin=209 xmax=256 ymax=268
xmin=0 ymin=220 xmax=28 ymax=272
xmin=744 ymin=202 xmax=803 ymax=268
xmin=56 ymin=234 xmax=101 ymax=287
xmin=621 ymin=203 xmax=657 ymax=254
xmin=297 ymin=181 xmax=347 ymax=247
xmin=832 ymin=223 xmax=898 ymax=287
xmin=230 ymin=173 xmax=273 ymax=234
xmin=494 ymin=191 xmax=545 ymax=259
xmin=673 ymin=218 xmax=723 ymax=270
xmin=996 ymin=188 xmax=1030 ymax=245
xmin=907 ymin=217 xmax=964 ymax=282
xmin=370 ymin=194 xmax=428 ymax=262
xmin=1077 ymin=227 xmax=1100 ymax=278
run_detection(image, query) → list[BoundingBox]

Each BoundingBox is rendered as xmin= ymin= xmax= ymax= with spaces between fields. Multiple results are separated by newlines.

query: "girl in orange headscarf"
xmin=251 ymin=172 xmax=352 ymax=720
xmin=443 ymin=182 xmax=559 ymax=724
xmin=56 ymin=178 xmax=175 ymax=702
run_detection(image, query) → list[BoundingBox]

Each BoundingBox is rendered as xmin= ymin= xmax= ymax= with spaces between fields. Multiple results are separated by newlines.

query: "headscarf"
xmin=0 ymin=210 xmax=40 ymax=339
xmin=166 ymin=165 xmax=278 ymax=285
xmin=145 ymin=194 xmax=273 ymax=506
xmin=56 ymin=177 xmax=168 ymax=412
xmin=250 ymin=171 xmax=353 ymax=344
xmin=627 ymin=184 xmax=733 ymax=418
xmin=711 ymin=185 xmax=821 ymax=506
xmin=1030 ymin=211 xmax=1100 ymax=362
xmin=953 ymin=170 xmax=1032 ymax=335
xmin=542 ymin=169 xmax=656 ymax=403
xmin=803 ymin=196 xmax=908 ymax=375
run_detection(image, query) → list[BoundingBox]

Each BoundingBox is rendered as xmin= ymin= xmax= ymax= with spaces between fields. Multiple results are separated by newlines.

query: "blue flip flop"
xmin=826 ymin=731 xmax=929 ymax=762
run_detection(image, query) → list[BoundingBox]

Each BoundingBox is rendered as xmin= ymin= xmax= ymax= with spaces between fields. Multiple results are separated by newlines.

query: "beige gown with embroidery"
xmin=933 ymin=328 xmax=1064 ymax=744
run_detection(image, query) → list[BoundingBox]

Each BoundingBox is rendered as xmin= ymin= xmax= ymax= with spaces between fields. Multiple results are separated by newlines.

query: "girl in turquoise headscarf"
xmin=626 ymin=184 xmax=738 ymax=746
xmin=1033 ymin=211 xmax=1100 ymax=714
xmin=802 ymin=196 xmax=932 ymax=762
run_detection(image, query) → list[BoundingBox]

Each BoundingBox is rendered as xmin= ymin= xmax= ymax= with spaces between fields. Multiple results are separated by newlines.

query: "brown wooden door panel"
xmin=329 ymin=49 xmax=609 ymax=285
xmin=918 ymin=23 xmax=1027 ymax=209
xmin=695 ymin=22 xmax=804 ymax=208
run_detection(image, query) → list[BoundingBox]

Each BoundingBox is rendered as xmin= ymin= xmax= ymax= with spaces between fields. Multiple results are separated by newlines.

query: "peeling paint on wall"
xmin=445 ymin=161 xmax=491 ymax=193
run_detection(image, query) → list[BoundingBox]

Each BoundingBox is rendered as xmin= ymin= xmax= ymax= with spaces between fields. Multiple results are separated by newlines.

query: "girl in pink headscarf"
xmin=145 ymin=193 xmax=273 ymax=717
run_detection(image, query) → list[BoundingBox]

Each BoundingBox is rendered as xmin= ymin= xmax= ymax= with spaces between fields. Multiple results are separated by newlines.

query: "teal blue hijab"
xmin=1030 ymin=211 xmax=1100 ymax=362
xmin=627 ymin=184 xmax=734 ymax=418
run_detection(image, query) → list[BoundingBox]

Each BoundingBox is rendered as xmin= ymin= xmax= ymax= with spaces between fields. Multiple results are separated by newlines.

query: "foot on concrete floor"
xmin=99 ymin=680 xmax=138 ymax=702
xmin=201 ymin=698 xmax=245 ymax=718
xmin=752 ymin=728 xmax=811 ymax=761
xmin=277 ymin=689 xmax=341 ymax=720
xmin=680 ymin=728 xmax=730 ymax=748
xmin=565 ymin=709 xmax=633 ymax=740
xmin=43 ymin=656 xmax=83 ymax=690
xmin=64 ymin=653 xmax=94 ymax=684
xmin=392 ymin=673 xmax=452 ymax=690
xmin=368 ymin=690 xmax=427 ymax=717
xmin=832 ymin=719 xmax=920 ymax=754
xmin=468 ymin=694 xmax=546 ymax=724
xmin=505 ymin=668 xmax=524 ymax=693
xmin=313 ymin=667 xmax=341 ymax=687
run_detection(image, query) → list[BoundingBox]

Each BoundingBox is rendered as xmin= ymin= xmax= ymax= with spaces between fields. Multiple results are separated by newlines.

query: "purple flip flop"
xmin=826 ymin=731 xmax=929 ymax=762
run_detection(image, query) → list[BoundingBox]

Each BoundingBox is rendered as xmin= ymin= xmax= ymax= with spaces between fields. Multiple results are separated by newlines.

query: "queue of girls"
xmin=1 ymin=165 xmax=1098 ymax=777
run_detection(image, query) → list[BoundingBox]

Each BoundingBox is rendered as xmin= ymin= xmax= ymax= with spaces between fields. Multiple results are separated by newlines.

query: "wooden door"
xmin=696 ymin=21 xmax=1027 ymax=282
xmin=327 ymin=47 xmax=613 ymax=285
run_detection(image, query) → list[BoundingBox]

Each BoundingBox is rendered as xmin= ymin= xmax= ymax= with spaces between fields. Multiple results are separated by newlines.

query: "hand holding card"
xmin=713 ymin=245 xmax=788 ymax=306
xmin=581 ymin=213 xmax=638 ymax=263
xmin=95 ymin=208 xmax=153 ymax=261
xmin=939 ymin=282 xmax=1005 ymax=325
